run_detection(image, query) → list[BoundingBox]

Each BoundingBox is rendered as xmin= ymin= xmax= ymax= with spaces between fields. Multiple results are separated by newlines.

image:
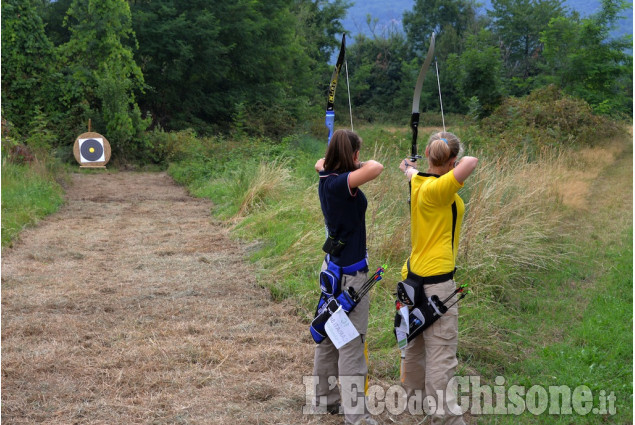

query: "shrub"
xmin=476 ymin=85 xmax=625 ymax=155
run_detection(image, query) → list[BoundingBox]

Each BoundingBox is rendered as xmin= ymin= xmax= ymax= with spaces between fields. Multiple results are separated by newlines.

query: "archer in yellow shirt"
xmin=398 ymin=131 xmax=478 ymax=425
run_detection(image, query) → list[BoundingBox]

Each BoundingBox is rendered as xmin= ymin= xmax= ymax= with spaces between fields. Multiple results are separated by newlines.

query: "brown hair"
xmin=425 ymin=132 xmax=462 ymax=167
xmin=324 ymin=129 xmax=362 ymax=173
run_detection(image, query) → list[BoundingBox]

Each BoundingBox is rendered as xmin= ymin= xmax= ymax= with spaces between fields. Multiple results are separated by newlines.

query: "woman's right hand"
xmin=315 ymin=158 xmax=325 ymax=173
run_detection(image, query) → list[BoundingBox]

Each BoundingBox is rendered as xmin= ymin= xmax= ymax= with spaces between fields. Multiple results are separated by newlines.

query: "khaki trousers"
xmin=313 ymin=265 xmax=371 ymax=424
xmin=400 ymin=279 xmax=466 ymax=425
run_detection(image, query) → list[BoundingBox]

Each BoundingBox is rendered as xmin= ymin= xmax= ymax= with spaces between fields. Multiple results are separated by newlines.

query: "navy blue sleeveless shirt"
xmin=318 ymin=171 xmax=368 ymax=268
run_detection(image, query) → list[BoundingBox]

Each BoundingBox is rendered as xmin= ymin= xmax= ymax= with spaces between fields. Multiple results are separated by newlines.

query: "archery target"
xmin=79 ymin=138 xmax=105 ymax=163
xmin=73 ymin=132 xmax=111 ymax=167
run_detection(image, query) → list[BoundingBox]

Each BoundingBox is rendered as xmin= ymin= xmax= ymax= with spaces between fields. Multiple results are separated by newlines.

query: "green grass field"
xmin=1 ymin=160 xmax=64 ymax=247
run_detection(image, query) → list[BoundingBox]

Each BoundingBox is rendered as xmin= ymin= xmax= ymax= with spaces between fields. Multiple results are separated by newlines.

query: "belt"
xmin=407 ymin=258 xmax=456 ymax=284
xmin=325 ymin=254 xmax=368 ymax=275
xmin=407 ymin=269 xmax=455 ymax=285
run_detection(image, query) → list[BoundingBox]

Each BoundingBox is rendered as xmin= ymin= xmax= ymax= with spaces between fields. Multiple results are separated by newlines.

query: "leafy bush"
xmin=471 ymin=86 xmax=625 ymax=156
xmin=144 ymin=128 xmax=201 ymax=164
xmin=25 ymin=108 xmax=59 ymax=161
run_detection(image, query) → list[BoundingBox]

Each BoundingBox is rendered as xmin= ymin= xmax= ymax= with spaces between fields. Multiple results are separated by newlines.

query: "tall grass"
xmin=459 ymin=151 xmax=565 ymax=291
xmin=234 ymin=159 xmax=292 ymax=219
xmin=1 ymin=158 xmax=65 ymax=247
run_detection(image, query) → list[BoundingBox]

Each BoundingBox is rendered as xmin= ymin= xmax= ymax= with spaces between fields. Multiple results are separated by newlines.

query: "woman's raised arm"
xmin=348 ymin=160 xmax=384 ymax=188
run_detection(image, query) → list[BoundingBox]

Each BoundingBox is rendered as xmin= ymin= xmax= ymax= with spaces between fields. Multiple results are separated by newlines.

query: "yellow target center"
xmin=89 ymin=147 xmax=95 ymax=153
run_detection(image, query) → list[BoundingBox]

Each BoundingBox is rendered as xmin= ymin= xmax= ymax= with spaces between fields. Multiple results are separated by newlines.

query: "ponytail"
xmin=426 ymin=132 xmax=462 ymax=166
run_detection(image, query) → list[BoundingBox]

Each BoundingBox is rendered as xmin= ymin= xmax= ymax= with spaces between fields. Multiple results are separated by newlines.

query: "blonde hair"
xmin=425 ymin=132 xmax=462 ymax=167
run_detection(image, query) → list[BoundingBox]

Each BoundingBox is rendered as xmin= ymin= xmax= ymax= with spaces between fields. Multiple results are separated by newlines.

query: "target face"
xmin=79 ymin=138 xmax=105 ymax=163
xmin=73 ymin=132 xmax=111 ymax=167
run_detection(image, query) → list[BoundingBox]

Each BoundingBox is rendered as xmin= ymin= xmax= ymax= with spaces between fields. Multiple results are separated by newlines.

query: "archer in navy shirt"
xmin=318 ymin=170 xmax=367 ymax=267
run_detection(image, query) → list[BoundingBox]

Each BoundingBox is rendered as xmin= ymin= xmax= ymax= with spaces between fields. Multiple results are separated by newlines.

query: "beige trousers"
xmin=400 ymin=279 xmax=466 ymax=425
xmin=312 ymin=265 xmax=371 ymax=424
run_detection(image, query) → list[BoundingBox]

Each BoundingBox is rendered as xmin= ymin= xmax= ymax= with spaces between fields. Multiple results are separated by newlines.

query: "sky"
xmin=340 ymin=0 xmax=633 ymax=42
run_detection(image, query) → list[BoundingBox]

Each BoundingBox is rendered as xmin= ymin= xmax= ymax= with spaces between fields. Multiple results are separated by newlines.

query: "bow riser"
xmin=410 ymin=112 xmax=420 ymax=160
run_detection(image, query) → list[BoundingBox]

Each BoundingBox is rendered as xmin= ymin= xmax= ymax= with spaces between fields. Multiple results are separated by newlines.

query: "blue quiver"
xmin=310 ymin=288 xmax=359 ymax=343
xmin=310 ymin=297 xmax=339 ymax=343
xmin=311 ymin=263 xmax=353 ymax=344
xmin=310 ymin=257 xmax=371 ymax=344
xmin=319 ymin=261 xmax=342 ymax=297
xmin=311 ymin=262 xmax=345 ymax=344
xmin=335 ymin=289 xmax=356 ymax=313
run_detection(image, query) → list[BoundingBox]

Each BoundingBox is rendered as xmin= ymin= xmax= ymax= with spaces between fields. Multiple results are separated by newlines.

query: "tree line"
xmin=1 ymin=0 xmax=631 ymax=163
xmin=349 ymin=0 xmax=631 ymax=121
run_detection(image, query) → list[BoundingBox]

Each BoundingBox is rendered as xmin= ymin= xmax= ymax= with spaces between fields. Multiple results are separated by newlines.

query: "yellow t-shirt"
xmin=401 ymin=170 xmax=465 ymax=280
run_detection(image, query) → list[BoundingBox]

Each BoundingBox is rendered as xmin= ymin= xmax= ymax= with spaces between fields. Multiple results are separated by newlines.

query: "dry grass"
xmin=556 ymin=143 xmax=622 ymax=210
xmin=456 ymin=131 xmax=633 ymax=370
xmin=364 ymin=141 xmax=411 ymax=266
xmin=1 ymin=172 xmax=318 ymax=425
xmin=235 ymin=159 xmax=292 ymax=219
xmin=459 ymin=150 xmax=567 ymax=291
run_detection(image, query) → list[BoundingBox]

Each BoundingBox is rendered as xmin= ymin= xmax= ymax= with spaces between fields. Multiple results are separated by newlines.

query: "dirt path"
xmin=1 ymin=172 xmax=342 ymax=425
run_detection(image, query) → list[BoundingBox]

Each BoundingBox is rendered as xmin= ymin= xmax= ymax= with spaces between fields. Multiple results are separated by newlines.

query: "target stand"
xmin=73 ymin=132 xmax=111 ymax=168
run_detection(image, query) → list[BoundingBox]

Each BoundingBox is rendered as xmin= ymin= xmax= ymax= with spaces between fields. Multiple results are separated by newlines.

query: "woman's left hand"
xmin=399 ymin=158 xmax=416 ymax=173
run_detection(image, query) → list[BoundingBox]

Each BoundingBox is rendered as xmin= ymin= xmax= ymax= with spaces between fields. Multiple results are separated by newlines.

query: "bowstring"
xmin=345 ymin=59 xmax=354 ymax=131
xmin=434 ymin=58 xmax=446 ymax=132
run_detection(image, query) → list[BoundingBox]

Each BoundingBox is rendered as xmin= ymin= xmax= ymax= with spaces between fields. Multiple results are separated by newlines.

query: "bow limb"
xmin=326 ymin=33 xmax=346 ymax=145
xmin=410 ymin=32 xmax=436 ymax=161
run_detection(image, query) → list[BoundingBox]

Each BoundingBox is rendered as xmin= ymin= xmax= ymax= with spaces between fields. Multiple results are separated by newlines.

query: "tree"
xmin=291 ymin=0 xmax=349 ymax=109
xmin=1 ymin=0 xmax=59 ymax=133
xmin=130 ymin=0 xmax=229 ymax=130
xmin=131 ymin=0 xmax=346 ymax=135
xmin=221 ymin=0 xmax=312 ymax=136
xmin=488 ymin=0 xmax=565 ymax=95
xmin=345 ymin=31 xmax=410 ymax=122
xmin=39 ymin=0 xmax=73 ymax=46
xmin=446 ymin=30 xmax=505 ymax=117
xmin=403 ymin=0 xmax=481 ymax=59
xmin=291 ymin=0 xmax=349 ymax=66
xmin=59 ymin=0 xmax=148 ymax=157
xmin=401 ymin=0 xmax=489 ymax=116
xmin=540 ymin=0 xmax=632 ymax=116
